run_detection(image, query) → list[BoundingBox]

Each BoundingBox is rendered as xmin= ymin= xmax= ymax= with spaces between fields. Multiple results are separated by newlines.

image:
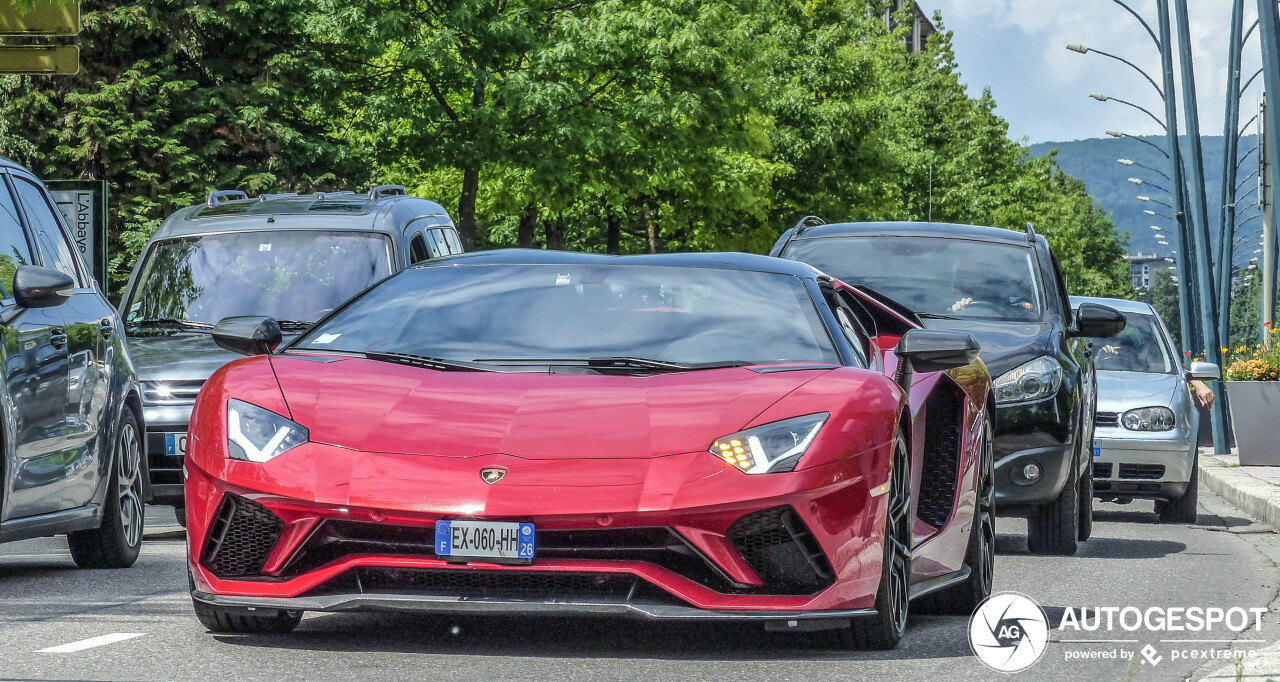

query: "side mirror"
xmin=212 ymin=316 xmax=283 ymax=356
xmin=894 ymin=329 xmax=981 ymax=389
xmin=13 ymin=265 xmax=75 ymax=309
xmin=1187 ymin=361 xmax=1221 ymax=381
xmin=1070 ymin=303 xmax=1127 ymax=339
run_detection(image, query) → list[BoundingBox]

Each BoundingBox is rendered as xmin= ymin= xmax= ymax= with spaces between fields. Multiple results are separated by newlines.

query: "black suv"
xmin=0 ymin=156 xmax=146 ymax=567
xmin=775 ymin=220 xmax=1124 ymax=555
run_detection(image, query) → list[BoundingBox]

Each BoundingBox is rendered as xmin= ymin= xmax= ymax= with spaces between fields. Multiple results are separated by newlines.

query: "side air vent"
xmin=918 ymin=382 xmax=962 ymax=528
xmin=201 ymin=494 xmax=284 ymax=578
xmin=727 ymin=506 xmax=834 ymax=594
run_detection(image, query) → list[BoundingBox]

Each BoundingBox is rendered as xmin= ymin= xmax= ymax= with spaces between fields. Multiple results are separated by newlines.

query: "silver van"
xmin=119 ymin=186 xmax=462 ymax=517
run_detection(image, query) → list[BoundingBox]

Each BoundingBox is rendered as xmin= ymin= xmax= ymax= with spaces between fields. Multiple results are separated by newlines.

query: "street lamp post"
xmin=1172 ymin=0 xmax=1228 ymax=454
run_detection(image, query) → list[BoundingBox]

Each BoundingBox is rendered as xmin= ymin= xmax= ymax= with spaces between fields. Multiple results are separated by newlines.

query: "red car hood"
xmin=271 ymin=355 xmax=831 ymax=459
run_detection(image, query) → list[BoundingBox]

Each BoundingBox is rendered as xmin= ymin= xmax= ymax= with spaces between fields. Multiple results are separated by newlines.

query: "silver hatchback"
xmin=1071 ymin=296 xmax=1218 ymax=523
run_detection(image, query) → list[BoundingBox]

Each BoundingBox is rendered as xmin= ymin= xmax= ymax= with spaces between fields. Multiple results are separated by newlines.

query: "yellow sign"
xmin=0 ymin=45 xmax=79 ymax=75
xmin=0 ymin=0 xmax=79 ymax=36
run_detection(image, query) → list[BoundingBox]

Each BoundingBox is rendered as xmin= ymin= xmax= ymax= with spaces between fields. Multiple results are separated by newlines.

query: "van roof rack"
xmin=793 ymin=215 xmax=826 ymax=236
xmin=1025 ymin=222 xmax=1038 ymax=244
xmin=314 ymin=191 xmax=356 ymax=201
xmin=206 ymin=190 xmax=249 ymax=207
xmin=368 ymin=184 xmax=407 ymax=200
xmin=258 ymin=193 xmax=299 ymax=202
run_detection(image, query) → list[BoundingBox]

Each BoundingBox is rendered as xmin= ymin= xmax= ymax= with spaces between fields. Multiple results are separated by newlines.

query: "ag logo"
xmin=969 ymin=592 xmax=1050 ymax=673
xmin=480 ymin=467 xmax=507 ymax=484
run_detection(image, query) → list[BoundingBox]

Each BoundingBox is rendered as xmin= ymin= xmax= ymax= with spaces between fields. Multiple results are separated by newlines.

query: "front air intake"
xmin=201 ymin=494 xmax=284 ymax=578
xmin=726 ymin=506 xmax=834 ymax=594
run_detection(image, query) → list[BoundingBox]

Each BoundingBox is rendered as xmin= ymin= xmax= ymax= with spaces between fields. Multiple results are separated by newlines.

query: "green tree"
xmin=0 ymin=0 xmax=367 ymax=294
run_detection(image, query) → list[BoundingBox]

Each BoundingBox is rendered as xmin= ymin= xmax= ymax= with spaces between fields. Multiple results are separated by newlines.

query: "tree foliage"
xmin=0 ymin=0 xmax=1133 ymax=298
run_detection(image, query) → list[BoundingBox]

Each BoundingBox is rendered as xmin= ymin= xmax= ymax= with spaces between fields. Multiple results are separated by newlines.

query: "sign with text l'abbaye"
xmin=46 ymin=180 xmax=107 ymax=284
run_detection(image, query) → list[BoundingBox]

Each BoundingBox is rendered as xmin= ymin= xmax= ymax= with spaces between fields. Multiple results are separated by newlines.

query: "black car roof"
xmin=422 ymin=249 xmax=826 ymax=278
xmin=0 ymin=156 xmax=28 ymax=173
xmin=791 ymin=221 xmax=1035 ymax=246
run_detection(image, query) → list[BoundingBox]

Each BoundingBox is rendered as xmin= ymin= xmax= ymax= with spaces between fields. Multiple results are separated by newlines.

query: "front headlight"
xmin=1122 ymin=406 xmax=1175 ymax=431
xmin=710 ymin=413 xmax=828 ymax=474
xmin=226 ymin=399 xmax=309 ymax=463
xmin=993 ymin=356 xmax=1063 ymax=404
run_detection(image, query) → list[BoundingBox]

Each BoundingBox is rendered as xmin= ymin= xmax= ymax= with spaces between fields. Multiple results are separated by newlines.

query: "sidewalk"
xmin=1199 ymin=452 xmax=1280 ymax=681
xmin=1200 ymin=452 xmax=1280 ymax=532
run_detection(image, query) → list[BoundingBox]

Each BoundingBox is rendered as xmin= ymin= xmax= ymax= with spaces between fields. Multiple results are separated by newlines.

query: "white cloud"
xmin=928 ymin=0 xmax=1258 ymax=143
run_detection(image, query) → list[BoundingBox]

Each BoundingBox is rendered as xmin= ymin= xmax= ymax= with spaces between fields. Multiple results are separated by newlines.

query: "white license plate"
xmin=435 ymin=520 xmax=535 ymax=560
xmin=164 ymin=433 xmax=187 ymax=456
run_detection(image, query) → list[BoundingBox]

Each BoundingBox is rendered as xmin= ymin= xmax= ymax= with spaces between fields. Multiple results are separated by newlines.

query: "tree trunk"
xmin=458 ymin=165 xmax=481 ymax=250
xmin=518 ymin=202 xmax=539 ymax=248
xmin=644 ymin=206 xmax=659 ymax=254
xmin=607 ymin=214 xmax=621 ymax=255
xmin=545 ymin=213 xmax=564 ymax=250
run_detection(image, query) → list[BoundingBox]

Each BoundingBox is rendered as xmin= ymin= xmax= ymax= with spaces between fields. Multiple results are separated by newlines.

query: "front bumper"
xmin=1091 ymin=427 xmax=1195 ymax=501
xmin=191 ymin=589 xmax=876 ymax=624
xmin=184 ymin=436 xmax=893 ymax=617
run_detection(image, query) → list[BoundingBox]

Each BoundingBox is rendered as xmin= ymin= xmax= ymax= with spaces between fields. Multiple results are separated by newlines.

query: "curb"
xmin=1200 ymin=455 xmax=1280 ymax=532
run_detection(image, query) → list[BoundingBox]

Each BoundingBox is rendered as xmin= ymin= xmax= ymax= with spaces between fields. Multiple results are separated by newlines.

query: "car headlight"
xmin=1122 ymin=406 xmax=1175 ymax=432
xmin=993 ymin=356 xmax=1063 ymax=404
xmin=226 ymin=399 xmax=308 ymax=463
xmin=710 ymin=413 xmax=828 ymax=474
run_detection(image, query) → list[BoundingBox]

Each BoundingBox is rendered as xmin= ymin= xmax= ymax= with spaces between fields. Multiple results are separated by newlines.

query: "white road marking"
xmin=37 ymin=632 xmax=147 ymax=653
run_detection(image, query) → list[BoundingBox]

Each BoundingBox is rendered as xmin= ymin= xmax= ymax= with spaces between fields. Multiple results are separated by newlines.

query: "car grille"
xmin=201 ymin=494 xmax=284 ymax=578
xmin=281 ymin=521 xmax=737 ymax=591
xmin=918 ymin=384 xmax=962 ymax=528
xmin=726 ymin=506 xmax=834 ymax=594
xmin=142 ymin=379 xmax=205 ymax=406
xmin=1094 ymin=481 xmax=1161 ymax=494
xmin=1095 ymin=412 xmax=1120 ymax=428
xmin=308 ymin=567 xmax=682 ymax=605
xmin=145 ymin=430 xmax=185 ymax=487
xmin=1093 ymin=462 xmax=1113 ymax=479
xmin=1119 ymin=464 xmax=1165 ymax=480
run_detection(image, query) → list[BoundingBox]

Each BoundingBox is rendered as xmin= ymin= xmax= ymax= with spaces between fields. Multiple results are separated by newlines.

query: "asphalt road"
xmin=1 ymin=488 xmax=1277 ymax=682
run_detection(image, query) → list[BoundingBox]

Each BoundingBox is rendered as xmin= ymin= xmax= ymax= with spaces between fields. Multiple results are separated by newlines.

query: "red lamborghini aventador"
xmin=185 ymin=250 xmax=995 ymax=649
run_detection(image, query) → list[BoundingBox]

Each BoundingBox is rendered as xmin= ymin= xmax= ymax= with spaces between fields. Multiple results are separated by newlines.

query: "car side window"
xmin=1049 ymin=253 xmax=1072 ymax=324
xmin=12 ymin=176 xmax=80 ymax=284
xmin=0 ymin=176 xmax=34 ymax=298
xmin=425 ymin=229 xmax=447 ymax=258
xmin=442 ymin=227 xmax=462 ymax=253
xmin=409 ymin=233 xmax=430 ymax=264
xmin=822 ymin=286 xmax=869 ymax=366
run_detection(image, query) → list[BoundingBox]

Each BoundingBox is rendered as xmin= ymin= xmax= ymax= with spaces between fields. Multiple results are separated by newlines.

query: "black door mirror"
xmin=213 ymin=316 xmax=283 ymax=356
xmin=13 ymin=265 xmax=75 ymax=309
xmin=894 ymin=329 xmax=981 ymax=389
xmin=1070 ymin=303 xmax=1127 ymax=339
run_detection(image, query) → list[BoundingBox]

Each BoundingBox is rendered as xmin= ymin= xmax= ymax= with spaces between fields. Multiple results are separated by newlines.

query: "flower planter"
xmin=1228 ymin=381 xmax=1280 ymax=465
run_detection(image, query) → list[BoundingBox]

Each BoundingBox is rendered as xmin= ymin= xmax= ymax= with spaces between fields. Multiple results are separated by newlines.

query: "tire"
xmin=835 ymin=433 xmax=911 ymax=650
xmin=1026 ymin=453 xmax=1079 ymax=556
xmin=174 ymin=506 xmax=187 ymax=529
xmin=1157 ymin=458 xmax=1198 ymax=523
xmin=1077 ymin=450 xmax=1094 ymax=542
xmin=916 ymin=416 xmax=995 ymax=615
xmin=68 ymin=408 xmax=144 ymax=569
xmin=193 ymin=599 xmax=302 ymax=634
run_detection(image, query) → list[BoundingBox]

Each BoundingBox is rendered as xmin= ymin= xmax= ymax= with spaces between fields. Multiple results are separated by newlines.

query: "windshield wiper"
xmin=128 ymin=318 xmax=215 ymax=330
xmin=364 ymin=352 xmax=500 ymax=373
xmin=273 ymin=320 xmax=315 ymax=331
xmin=476 ymin=357 xmax=756 ymax=373
xmin=916 ymin=312 xmax=961 ymax=320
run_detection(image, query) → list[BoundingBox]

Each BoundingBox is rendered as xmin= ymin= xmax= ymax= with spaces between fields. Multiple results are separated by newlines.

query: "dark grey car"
xmin=0 ymin=157 xmax=146 ymax=568
xmin=119 ymin=187 xmax=461 ymax=515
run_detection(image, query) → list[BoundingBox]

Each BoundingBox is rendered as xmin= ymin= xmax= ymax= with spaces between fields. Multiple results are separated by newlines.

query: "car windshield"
xmin=292 ymin=263 xmax=840 ymax=367
xmin=1090 ymin=312 xmax=1175 ymax=374
xmin=124 ymin=230 xmax=393 ymax=328
xmin=784 ymin=236 xmax=1045 ymax=322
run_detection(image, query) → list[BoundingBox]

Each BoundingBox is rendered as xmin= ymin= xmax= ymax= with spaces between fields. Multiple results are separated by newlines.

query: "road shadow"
xmin=993 ymin=533 xmax=1185 ymax=559
xmin=208 ymin=610 xmax=978 ymax=662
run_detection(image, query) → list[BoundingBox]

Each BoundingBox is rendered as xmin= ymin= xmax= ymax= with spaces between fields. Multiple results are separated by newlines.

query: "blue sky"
xmin=928 ymin=0 xmax=1264 ymax=144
